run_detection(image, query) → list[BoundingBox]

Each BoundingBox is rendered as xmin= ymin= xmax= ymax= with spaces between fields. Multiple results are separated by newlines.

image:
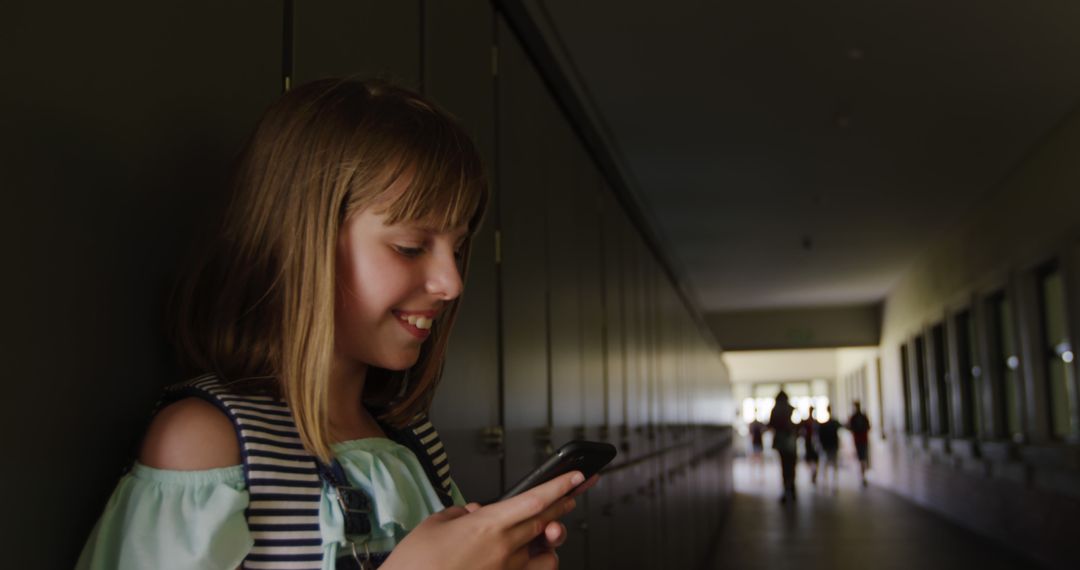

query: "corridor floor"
xmin=706 ymin=457 xmax=1039 ymax=570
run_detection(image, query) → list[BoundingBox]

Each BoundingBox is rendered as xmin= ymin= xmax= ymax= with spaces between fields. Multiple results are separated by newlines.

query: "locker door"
xmin=582 ymin=182 xmax=611 ymax=570
xmin=601 ymin=188 xmax=627 ymax=442
xmin=425 ymin=0 xmax=500 ymax=503
xmin=573 ymin=160 xmax=607 ymax=570
xmin=496 ymin=16 xmax=552 ymax=488
xmin=624 ymin=231 xmax=648 ymax=458
xmin=547 ymin=129 xmax=586 ymax=451
xmin=544 ymin=105 xmax=589 ymax=570
xmin=293 ymin=0 xmax=420 ymax=86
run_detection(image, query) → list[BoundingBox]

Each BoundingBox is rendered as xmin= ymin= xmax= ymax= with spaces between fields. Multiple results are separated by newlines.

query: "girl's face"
xmin=334 ymin=200 xmax=468 ymax=374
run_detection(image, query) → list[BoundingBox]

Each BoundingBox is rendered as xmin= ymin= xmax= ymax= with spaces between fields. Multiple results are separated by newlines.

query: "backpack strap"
xmin=161 ymin=374 xmax=325 ymax=570
xmin=383 ymin=414 xmax=456 ymax=508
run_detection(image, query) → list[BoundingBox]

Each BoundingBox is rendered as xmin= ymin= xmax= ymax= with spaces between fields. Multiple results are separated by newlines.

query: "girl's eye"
xmin=394 ymin=245 xmax=424 ymax=258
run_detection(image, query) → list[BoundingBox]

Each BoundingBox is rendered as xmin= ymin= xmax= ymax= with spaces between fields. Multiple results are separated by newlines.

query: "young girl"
xmin=77 ymin=78 xmax=592 ymax=570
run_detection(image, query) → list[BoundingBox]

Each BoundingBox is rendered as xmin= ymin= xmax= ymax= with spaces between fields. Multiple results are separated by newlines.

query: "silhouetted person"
xmin=748 ymin=415 xmax=766 ymax=476
xmin=768 ymin=390 xmax=797 ymax=503
xmin=848 ymin=400 xmax=871 ymax=486
xmin=800 ymin=406 xmax=819 ymax=485
xmin=818 ymin=406 xmax=841 ymax=490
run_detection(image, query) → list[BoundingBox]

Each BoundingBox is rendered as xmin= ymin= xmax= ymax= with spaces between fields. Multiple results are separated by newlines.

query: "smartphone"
xmin=499 ymin=440 xmax=617 ymax=501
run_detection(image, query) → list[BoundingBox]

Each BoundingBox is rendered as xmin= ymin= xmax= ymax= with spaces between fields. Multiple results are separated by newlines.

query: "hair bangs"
xmin=370 ymin=105 xmax=487 ymax=235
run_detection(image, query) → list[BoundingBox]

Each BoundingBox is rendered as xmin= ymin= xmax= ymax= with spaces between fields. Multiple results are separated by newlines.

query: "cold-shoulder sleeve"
xmin=77 ymin=462 xmax=252 ymax=570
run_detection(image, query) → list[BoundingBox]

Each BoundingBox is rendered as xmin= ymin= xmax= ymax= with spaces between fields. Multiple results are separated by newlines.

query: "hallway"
xmin=707 ymin=458 xmax=1038 ymax=570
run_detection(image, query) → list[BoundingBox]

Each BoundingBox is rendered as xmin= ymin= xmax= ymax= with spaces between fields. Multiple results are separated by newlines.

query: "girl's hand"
xmin=523 ymin=474 xmax=600 ymax=553
xmin=381 ymin=471 xmax=595 ymax=570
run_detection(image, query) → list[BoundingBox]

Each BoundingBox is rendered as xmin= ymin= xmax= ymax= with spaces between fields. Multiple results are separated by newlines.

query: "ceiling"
xmin=530 ymin=0 xmax=1080 ymax=312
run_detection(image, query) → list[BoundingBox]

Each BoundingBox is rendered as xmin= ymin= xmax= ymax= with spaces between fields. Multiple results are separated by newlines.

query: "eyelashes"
xmin=393 ymin=243 xmax=467 ymax=260
xmin=393 ymin=245 xmax=425 ymax=258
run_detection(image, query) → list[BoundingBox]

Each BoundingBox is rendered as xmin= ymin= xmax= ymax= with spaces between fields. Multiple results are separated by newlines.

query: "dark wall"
xmin=3 ymin=2 xmax=732 ymax=568
xmin=3 ymin=2 xmax=282 ymax=567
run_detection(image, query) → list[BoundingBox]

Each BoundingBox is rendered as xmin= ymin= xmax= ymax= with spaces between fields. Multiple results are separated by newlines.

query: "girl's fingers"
xmin=463 ymin=502 xmax=482 ymax=513
xmin=542 ymin=520 xmax=567 ymax=548
xmin=567 ymin=474 xmax=600 ymax=498
xmin=484 ymin=471 xmax=585 ymax=524
xmin=505 ymin=496 xmax=576 ymax=546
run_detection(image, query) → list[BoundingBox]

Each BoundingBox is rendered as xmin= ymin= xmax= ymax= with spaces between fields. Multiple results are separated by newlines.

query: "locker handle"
xmin=534 ymin=427 xmax=554 ymax=455
xmin=480 ymin=426 xmax=504 ymax=453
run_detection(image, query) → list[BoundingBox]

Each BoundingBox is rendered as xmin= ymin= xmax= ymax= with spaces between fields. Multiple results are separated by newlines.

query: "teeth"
xmin=399 ymin=313 xmax=434 ymax=330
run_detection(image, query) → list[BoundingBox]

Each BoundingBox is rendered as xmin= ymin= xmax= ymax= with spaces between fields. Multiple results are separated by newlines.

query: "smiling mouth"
xmin=393 ymin=310 xmax=435 ymax=338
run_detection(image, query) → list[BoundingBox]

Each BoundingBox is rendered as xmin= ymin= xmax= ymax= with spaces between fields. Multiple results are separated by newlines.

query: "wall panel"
xmin=496 ymin=18 xmax=553 ymax=485
xmin=293 ymin=0 xmax=420 ymax=85
xmin=2 ymin=2 xmax=282 ymax=566
xmin=425 ymin=0 xmax=501 ymax=503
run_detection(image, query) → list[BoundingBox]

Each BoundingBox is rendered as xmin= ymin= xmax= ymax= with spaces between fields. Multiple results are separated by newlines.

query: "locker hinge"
xmin=491 ymin=45 xmax=499 ymax=77
xmin=494 ymin=229 xmax=502 ymax=264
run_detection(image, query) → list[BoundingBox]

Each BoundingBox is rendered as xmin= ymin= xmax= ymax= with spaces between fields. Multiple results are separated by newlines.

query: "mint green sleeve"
xmin=449 ymin=479 xmax=467 ymax=506
xmin=76 ymin=463 xmax=253 ymax=570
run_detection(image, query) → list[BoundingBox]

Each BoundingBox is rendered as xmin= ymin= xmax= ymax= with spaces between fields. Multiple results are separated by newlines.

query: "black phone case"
xmin=499 ymin=440 xmax=617 ymax=500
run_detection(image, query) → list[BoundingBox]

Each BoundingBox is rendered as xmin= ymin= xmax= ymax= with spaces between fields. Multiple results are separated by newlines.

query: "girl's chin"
xmin=371 ymin=350 xmax=421 ymax=371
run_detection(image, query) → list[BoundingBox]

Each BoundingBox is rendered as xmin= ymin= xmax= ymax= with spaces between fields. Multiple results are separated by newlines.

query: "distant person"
xmin=799 ymin=406 xmax=819 ymax=485
xmin=817 ymin=406 xmax=841 ymax=490
xmin=768 ymin=390 xmax=798 ymax=503
xmin=748 ymin=415 xmax=766 ymax=476
xmin=848 ymin=400 xmax=871 ymax=486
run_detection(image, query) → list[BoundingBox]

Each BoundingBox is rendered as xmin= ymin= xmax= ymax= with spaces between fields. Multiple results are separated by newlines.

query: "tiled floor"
xmin=706 ymin=457 xmax=1040 ymax=570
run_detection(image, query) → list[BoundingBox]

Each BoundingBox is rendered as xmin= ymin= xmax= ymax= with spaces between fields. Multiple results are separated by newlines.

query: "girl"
xmin=77 ymin=78 xmax=592 ymax=570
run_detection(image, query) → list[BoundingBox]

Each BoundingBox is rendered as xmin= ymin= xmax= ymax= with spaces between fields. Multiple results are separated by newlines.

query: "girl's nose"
xmin=426 ymin=250 xmax=463 ymax=301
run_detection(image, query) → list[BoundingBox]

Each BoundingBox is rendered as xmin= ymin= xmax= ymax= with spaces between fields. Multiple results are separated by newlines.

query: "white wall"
xmin=871 ymin=100 xmax=1080 ymax=570
xmin=723 ymin=348 xmax=838 ymax=383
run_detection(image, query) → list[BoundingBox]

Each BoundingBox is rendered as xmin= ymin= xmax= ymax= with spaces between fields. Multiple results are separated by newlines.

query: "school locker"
xmin=426 ymin=0 xmax=501 ymax=503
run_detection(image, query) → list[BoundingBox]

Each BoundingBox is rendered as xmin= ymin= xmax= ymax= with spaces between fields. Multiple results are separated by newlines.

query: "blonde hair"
xmin=172 ymin=78 xmax=488 ymax=461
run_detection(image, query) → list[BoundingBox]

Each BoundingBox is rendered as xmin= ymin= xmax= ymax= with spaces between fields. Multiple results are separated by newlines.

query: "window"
xmin=1037 ymin=265 xmax=1075 ymax=439
xmin=901 ymin=343 xmax=913 ymax=433
xmin=915 ymin=335 xmax=930 ymax=433
xmin=876 ymin=357 xmax=886 ymax=440
xmin=930 ymin=323 xmax=951 ymax=436
xmin=989 ymin=292 xmax=1023 ymax=440
xmin=955 ymin=310 xmax=982 ymax=438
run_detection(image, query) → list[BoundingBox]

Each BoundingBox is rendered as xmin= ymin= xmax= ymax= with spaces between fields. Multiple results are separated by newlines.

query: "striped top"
xmin=76 ymin=375 xmax=462 ymax=570
xmin=174 ymin=375 xmax=325 ymax=569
